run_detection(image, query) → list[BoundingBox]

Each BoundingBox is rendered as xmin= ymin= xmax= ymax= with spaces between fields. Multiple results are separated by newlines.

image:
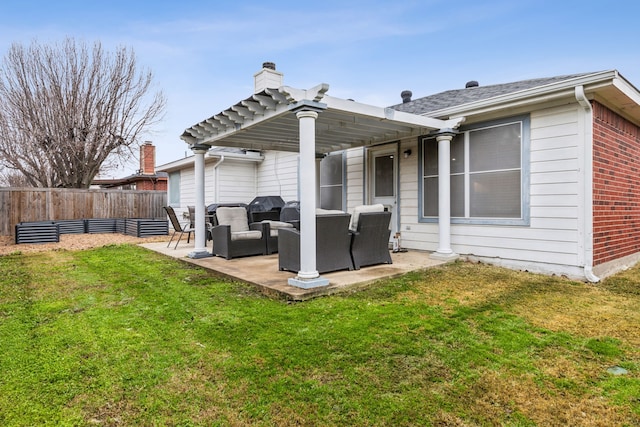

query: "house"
xmin=92 ymin=142 xmax=168 ymax=191
xmin=167 ymin=63 xmax=640 ymax=285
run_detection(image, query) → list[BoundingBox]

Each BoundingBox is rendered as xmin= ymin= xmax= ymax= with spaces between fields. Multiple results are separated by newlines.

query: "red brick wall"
xmin=136 ymin=179 xmax=167 ymax=191
xmin=593 ymin=101 xmax=640 ymax=265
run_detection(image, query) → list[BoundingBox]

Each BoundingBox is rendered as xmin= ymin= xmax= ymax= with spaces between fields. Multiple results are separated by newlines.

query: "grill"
xmin=280 ymin=200 xmax=300 ymax=222
xmin=247 ymin=196 xmax=285 ymax=222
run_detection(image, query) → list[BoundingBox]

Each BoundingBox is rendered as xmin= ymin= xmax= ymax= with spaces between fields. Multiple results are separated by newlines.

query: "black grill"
xmin=247 ymin=196 xmax=285 ymax=222
xmin=280 ymin=200 xmax=300 ymax=222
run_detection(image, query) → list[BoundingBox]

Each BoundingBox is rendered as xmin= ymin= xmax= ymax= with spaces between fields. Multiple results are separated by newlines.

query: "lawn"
xmin=1 ymin=244 xmax=639 ymax=426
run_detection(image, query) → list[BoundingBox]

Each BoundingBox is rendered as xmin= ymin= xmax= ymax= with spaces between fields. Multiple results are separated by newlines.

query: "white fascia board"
xmin=612 ymin=75 xmax=640 ymax=107
xmin=206 ymin=151 xmax=264 ymax=162
xmin=157 ymin=150 xmax=263 ymax=172
xmin=427 ymin=70 xmax=620 ymax=118
xmin=156 ymin=156 xmax=195 ymax=172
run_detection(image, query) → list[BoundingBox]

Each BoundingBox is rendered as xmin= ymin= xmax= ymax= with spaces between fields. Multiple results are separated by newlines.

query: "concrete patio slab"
xmin=140 ymin=241 xmax=448 ymax=300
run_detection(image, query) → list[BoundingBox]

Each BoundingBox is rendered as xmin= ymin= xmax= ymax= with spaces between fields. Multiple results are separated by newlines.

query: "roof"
xmin=92 ymin=172 xmax=168 ymax=188
xmin=156 ymin=146 xmax=265 ymax=173
xmin=179 ymin=69 xmax=640 ymax=154
xmin=390 ymin=72 xmax=601 ymax=115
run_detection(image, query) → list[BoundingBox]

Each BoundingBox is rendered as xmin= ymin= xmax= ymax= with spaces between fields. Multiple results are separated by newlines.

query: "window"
xmin=320 ymin=152 xmax=344 ymax=210
xmin=168 ymin=171 xmax=181 ymax=206
xmin=421 ymin=115 xmax=529 ymax=225
xmin=374 ymin=154 xmax=395 ymax=197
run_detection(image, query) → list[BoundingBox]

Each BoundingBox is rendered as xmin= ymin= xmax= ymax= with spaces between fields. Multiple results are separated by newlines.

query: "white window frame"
xmin=419 ymin=115 xmax=530 ymax=226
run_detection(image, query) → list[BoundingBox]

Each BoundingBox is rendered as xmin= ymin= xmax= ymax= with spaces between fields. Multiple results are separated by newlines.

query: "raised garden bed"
xmin=15 ymin=221 xmax=60 ymax=244
xmin=14 ymin=218 xmax=168 ymax=244
xmin=124 ymin=218 xmax=169 ymax=237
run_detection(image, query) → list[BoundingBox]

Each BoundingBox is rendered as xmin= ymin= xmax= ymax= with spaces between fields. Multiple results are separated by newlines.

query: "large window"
xmin=168 ymin=171 xmax=181 ymax=206
xmin=421 ymin=116 xmax=529 ymax=224
xmin=320 ymin=152 xmax=345 ymax=210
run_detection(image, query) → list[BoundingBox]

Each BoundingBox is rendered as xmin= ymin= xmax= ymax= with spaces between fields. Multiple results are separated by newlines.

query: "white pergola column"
xmin=288 ymin=107 xmax=329 ymax=289
xmin=431 ymin=130 xmax=459 ymax=261
xmin=188 ymin=144 xmax=212 ymax=259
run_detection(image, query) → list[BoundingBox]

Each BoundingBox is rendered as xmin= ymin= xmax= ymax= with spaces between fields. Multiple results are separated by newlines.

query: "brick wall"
xmin=592 ymin=101 xmax=640 ymax=265
xmin=137 ymin=179 xmax=167 ymax=191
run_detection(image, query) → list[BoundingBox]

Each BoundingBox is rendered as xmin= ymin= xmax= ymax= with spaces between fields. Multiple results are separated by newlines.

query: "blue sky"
xmin=1 ymin=0 xmax=639 ymax=176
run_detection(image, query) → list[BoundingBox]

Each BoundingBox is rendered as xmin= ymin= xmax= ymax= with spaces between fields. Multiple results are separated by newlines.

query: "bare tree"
xmin=0 ymin=169 xmax=30 ymax=187
xmin=0 ymin=38 xmax=166 ymax=188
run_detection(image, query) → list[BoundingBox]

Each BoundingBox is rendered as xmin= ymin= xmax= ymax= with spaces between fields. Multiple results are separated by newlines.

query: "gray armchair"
xmin=278 ymin=213 xmax=354 ymax=274
xmin=349 ymin=206 xmax=392 ymax=269
xmin=211 ymin=207 xmax=267 ymax=259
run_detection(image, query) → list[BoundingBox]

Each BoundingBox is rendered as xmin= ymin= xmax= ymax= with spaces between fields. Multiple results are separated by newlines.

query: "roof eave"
xmin=425 ymin=70 xmax=622 ymax=119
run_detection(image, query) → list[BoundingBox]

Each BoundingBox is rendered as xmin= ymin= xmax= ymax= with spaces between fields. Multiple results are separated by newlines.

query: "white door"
xmin=368 ymin=145 xmax=398 ymax=241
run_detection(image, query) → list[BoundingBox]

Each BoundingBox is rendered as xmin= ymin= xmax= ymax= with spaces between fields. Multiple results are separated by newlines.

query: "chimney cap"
xmin=401 ymin=90 xmax=412 ymax=103
xmin=465 ymin=80 xmax=479 ymax=88
xmin=262 ymin=61 xmax=276 ymax=70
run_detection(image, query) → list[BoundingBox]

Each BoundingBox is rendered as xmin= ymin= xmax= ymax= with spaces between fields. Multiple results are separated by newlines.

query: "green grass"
xmin=1 ymin=245 xmax=639 ymax=426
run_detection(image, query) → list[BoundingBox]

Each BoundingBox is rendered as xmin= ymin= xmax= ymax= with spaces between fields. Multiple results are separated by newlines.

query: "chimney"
xmin=401 ymin=90 xmax=412 ymax=103
xmin=254 ymin=62 xmax=283 ymax=93
xmin=140 ymin=141 xmax=155 ymax=175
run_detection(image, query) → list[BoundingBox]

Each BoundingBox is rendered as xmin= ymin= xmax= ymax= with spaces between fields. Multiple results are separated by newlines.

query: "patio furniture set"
xmin=165 ymin=198 xmax=393 ymax=273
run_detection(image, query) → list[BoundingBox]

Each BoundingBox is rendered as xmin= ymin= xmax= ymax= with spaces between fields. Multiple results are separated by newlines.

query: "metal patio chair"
xmin=164 ymin=206 xmax=195 ymax=249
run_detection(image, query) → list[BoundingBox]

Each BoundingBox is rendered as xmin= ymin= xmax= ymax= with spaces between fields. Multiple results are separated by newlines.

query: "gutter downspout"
xmin=575 ymin=86 xmax=600 ymax=282
xmin=212 ymin=155 xmax=225 ymax=204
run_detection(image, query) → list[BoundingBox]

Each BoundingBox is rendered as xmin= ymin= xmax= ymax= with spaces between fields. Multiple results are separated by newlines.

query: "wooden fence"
xmin=0 ymin=188 xmax=167 ymax=236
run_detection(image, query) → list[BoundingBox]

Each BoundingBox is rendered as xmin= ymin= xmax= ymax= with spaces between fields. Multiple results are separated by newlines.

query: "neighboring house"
xmin=92 ymin=142 xmax=168 ymax=191
xmin=173 ymin=63 xmax=640 ymax=282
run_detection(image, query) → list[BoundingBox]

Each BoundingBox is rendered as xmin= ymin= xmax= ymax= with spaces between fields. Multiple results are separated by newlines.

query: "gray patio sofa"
xmin=278 ymin=213 xmax=354 ymax=274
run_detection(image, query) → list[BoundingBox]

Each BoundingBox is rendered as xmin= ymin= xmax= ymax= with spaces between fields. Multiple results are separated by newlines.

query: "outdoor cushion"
xmin=230 ymin=230 xmax=263 ymax=241
xmin=262 ymin=220 xmax=293 ymax=229
xmin=216 ymin=207 xmax=249 ymax=232
xmin=316 ymin=208 xmax=345 ymax=215
xmin=349 ymin=204 xmax=385 ymax=232
xmin=262 ymin=220 xmax=294 ymax=237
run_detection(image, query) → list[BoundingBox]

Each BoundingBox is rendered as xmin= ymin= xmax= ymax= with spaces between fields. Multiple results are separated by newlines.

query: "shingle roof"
xmin=390 ymin=72 xmax=600 ymax=115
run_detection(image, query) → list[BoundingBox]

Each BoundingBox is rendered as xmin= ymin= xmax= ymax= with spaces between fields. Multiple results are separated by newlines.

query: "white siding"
xmin=397 ymin=137 xmax=436 ymax=251
xmin=175 ymin=168 xmax=195 ymax=219
xmin=345 ymin=147 xmax=365 ymax=211
xmin=170 ymin=159 xmax=258 ymax=218
xmin=257 ymin=151 xmax=299 ymax=201
xmin=391 ymin=103 xmax=587 ymax=275
xmin=216 ymin=161 xmax=257 ymax=203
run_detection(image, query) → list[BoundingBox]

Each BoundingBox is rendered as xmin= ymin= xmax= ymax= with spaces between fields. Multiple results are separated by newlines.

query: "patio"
xmin=140 ymin=240 xmax=447 ymax=300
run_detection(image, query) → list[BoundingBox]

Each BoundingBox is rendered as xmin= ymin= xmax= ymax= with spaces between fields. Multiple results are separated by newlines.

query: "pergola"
xmin=180 ymin=83 xmax=464 ymax=288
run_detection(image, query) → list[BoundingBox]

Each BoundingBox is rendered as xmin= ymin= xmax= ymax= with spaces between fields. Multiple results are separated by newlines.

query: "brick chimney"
xmin=254 ymin=62 xmax=283 ymax=93
xmin=140 ymin=141 xmax=155 ymax=175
